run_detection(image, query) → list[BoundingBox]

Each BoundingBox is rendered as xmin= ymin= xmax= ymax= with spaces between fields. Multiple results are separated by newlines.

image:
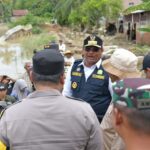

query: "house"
xmin=123 ymin=0 xmax=142 ymax=9
xmin=12 ymin=9 xmax=29 ymax=21
xmin=123 ymin=2 xmax=150 ymax=45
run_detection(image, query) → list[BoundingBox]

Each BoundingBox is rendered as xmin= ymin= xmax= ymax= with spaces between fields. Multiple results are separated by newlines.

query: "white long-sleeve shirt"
xmin=62 ymin=59 xmax=113 ymax=97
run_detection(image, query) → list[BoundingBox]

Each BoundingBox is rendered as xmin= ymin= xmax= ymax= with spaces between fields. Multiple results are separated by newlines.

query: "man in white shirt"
xmin=59 ymin=40 xmax=66 ymax=52
xmin=63 ymin=35 xmax=112 ymax=122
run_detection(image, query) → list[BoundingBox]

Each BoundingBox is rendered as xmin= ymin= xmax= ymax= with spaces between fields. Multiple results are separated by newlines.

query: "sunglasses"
xmin=85 ymin=46 xmax=100 ymax=52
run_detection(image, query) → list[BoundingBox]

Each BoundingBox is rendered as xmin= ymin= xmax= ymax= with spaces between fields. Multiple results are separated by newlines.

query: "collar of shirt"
xmin=26 ymin=89 xmax=61 ymax=99
xmin=77 ymin=59 xmax=102 ymax=81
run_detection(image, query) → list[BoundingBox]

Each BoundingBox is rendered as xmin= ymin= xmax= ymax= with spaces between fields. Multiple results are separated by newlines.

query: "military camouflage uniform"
xmin=101 ymin=78 xmax=150 ymax=150
xmin=113 ymin=78 xmax=150 ymax=109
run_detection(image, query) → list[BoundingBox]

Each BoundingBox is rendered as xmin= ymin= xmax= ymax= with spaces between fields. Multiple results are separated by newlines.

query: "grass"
xmin=138 ymin=27 xmax=150 ymax=33
xmin=130 ymin=44 xmax=150 ymax=56
xmin=11 ymin=33 xmax=57 ymax=59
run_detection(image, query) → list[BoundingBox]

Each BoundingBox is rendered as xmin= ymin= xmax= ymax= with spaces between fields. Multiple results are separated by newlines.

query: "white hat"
xmin=102 ymin=48 xmax=141 ymax=78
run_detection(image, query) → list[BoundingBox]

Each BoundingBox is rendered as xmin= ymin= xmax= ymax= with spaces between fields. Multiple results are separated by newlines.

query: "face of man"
xmin=83 ymin=46 xmax=103 ymax=67
xmin=65 ymin=53 xmax=72 ymax=58
xmin=144 ymin=68 xmax=150 ymax=79
xmin=25 ymin=62 xmax=32 ymax=72
xmin=0 ymin=90 xmax=7 ymax=101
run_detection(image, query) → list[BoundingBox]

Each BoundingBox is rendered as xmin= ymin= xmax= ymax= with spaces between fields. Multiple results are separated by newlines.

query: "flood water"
xmin=0 ymin=44 xmax=29 ymax=79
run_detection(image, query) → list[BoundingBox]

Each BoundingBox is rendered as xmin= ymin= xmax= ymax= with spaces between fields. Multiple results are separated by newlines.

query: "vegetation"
xmin=17 ymin=33 xmax=56 ymax=59
xmin=0 ymin=0 xmax=123 ymax=31
xmin=124 ymin=1 xmax=150 ymax=15
xmin=131 ymin=44 xmax=150 ymax=56
xmin=138 ymin=27 xmax=150 ymax=33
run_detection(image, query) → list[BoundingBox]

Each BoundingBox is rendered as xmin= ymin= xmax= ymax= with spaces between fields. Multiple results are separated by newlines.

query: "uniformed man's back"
xmin=0 ymin=49 xmax=103 ymax=150
xmin=0 ymin=90 xmax=102 ymax=150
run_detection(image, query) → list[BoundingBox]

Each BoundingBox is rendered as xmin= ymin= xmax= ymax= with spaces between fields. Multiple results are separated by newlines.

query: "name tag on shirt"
xmin=92 ymin=74 xmax=105 ymax=80
xmin=72 ymin=72 xmax=82 ymax=77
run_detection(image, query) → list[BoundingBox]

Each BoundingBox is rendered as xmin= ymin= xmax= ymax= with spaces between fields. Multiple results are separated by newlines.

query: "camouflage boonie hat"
xmin=113 ymin=78 xmax=150 ymax=109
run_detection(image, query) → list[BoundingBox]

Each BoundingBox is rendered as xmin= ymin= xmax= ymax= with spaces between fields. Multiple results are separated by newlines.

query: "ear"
xmin=60 ymin=73 xmax=65 ymax=85
xmin=113 ymin=107 xmax=123 ymax=126
xmin=29 ymin=70 xmax=33 ymax=82
xmin=100 ymin=47 xmax=104 ymax=52
xmin=147 ymin=68 xmax=150 ymax=72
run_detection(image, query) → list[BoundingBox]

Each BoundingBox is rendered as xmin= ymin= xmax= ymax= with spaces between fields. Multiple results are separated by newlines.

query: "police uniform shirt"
xmin=0 ymin=90 xmax=103 ymax=150
xmin=62 ymin=58 xmax=113 ymax=97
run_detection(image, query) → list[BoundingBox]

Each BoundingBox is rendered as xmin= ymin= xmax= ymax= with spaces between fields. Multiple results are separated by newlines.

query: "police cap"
xmin=83 ymin=35 xmax=103 ymax=48
xmin=44 ymin=43 xmax=59 ymax=51
xmin=33 ymin=50 xmax=64 ymax=76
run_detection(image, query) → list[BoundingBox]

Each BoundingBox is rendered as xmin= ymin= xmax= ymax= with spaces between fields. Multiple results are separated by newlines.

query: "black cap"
xmin=44 ymin=43 xmax=59 ymax=51
xmin=0 ymin=83 xmax=7 ymax=91
xmin=142 ymin=53 xmax=150 ymax=70
xmin=83 ymin=35 xmax=103 ymax=48
xmin=33 ymin=50 xmax=64 ymax=76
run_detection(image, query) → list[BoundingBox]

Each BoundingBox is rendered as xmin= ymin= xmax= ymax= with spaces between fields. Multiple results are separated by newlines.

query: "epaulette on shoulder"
xmin=66 ymin=96 xmax=85 ymax=102
xmin=74 ymin=59 xmax=83 ymax=64
xmin=0 ymin=100 xmax=22 ymax=119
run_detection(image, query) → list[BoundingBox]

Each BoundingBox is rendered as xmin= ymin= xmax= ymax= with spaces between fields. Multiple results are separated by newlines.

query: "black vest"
xmin=71 ymin=60 xmax=111 ymax=121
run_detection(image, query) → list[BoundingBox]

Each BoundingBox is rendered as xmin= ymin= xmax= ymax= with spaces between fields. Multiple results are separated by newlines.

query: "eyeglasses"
xmin=85 ymin=47 xmax=100 ymax=52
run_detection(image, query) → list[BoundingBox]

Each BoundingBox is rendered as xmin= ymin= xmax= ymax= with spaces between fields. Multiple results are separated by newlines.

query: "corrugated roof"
xmin=123 ymin=2 xmax=150 ymax=15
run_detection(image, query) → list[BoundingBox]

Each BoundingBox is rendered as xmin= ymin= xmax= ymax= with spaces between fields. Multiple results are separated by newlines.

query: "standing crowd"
xmin=0 ymin=35 xmax=150 ymax=150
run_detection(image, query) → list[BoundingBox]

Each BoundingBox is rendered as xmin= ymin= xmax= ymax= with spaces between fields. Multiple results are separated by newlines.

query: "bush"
xmin=32 ymin=27 xmax=42 ymax=34
xmin=19 ymin=33 xmax=57 ymax=59
xmin=9 ymin=13 xmax=47 ymax=28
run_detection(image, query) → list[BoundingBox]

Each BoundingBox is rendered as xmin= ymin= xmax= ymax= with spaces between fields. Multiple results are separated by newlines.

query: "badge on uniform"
xmin=72 ymin=82 xmax=78 ymax=89
xmin=97 ymin=69 xmax=103 ymax=75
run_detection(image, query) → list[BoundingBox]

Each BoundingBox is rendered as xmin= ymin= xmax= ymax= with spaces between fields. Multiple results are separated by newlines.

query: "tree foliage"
xmin=1 ymin=0 xmax=123 ymax=28
xmin=142 ymin=0 xmax=150 ymax=2
xmin=55 ymin=0 xmax=122 ymax=27
xmin=124 ymin=1 xmax=150 ymax=15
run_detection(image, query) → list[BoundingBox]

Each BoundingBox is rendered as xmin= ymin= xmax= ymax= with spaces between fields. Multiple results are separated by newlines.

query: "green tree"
xmin=0 ymin=0 xmax=12 ymax=22
xmin=142 ymin=0 xmax=150 ymax=2
xmin=68 ymin=0 xmax=122 ymax=29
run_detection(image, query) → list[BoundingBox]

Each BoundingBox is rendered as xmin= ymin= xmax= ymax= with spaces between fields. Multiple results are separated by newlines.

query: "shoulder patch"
xmin=74 ymin=59 xmax=82 ymax=64
xmin=66 ymin=96 xmax=85 ymax=102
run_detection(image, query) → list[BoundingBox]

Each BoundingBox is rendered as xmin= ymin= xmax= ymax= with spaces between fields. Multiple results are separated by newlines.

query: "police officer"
xmin=63 ymin=35 xmax=112 ymax=122
xmin=0 ymin=50 xmax=103 ymax=150
xmin=44 ymin=41 xmax=59 ymax=51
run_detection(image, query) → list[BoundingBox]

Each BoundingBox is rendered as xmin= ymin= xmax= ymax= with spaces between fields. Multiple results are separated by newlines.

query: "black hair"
xmin=32 ymin=71 xmax=63 ymax=84
xmin=114 ymin=104 xmax=150 ymax=135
